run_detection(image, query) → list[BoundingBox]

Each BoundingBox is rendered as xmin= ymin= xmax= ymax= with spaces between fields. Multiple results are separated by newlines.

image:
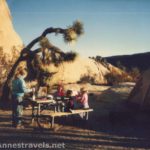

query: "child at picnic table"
xmin=11 ymin=67 xmax=33 ymax=129
xmin=56 ymin=82 xmax=65 ymax=97
xmin=65 ymin=90 xmax=74 ymax=111
xmin=74 ymin=88 xmax=89 ymax=109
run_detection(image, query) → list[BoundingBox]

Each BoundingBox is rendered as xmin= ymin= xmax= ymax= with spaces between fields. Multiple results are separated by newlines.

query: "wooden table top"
xmin=30 ymin=99 xmax=56 ymax=104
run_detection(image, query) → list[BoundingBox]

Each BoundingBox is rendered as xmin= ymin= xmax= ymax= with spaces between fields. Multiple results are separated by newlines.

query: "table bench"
xmin=39 ymin=108 xmax=93 ymax=128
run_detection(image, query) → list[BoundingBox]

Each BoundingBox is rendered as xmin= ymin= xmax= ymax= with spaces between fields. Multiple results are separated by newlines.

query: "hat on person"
xmin=80 ymin=87 xmax=87 ymax=92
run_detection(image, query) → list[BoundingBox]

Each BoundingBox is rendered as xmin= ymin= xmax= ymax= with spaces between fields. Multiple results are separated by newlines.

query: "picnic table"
xmin=28 ymin=97 xmax=93 ymax=128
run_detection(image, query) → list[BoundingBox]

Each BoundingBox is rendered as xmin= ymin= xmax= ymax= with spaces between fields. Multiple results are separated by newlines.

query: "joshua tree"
xmin=0 ymin=20 xmax=84 ymax=108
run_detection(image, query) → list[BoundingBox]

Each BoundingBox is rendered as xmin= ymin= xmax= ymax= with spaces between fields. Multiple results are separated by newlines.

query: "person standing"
xmin=11 ymin=67 xmax=32 ymax=129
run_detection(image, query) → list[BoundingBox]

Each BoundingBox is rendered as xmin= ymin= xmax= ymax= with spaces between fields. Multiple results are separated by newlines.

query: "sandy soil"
xmin=1 ymin=82 xmax=150 ymax=150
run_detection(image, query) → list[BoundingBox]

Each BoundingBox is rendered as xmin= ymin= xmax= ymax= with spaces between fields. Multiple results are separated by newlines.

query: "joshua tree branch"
xmin=42 ymin=28 xmax=65 ymax=37
xmin=0 ymin=27 xmax=67 ymax=107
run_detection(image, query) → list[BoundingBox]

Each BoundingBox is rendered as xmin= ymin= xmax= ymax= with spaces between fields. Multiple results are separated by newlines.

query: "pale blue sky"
xmin=7 ymin=0 xmax=150 ymax=57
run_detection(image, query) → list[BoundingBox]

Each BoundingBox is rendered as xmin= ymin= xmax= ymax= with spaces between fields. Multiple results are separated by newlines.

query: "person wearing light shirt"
xmin=74 ymin=88 xmax=89 ymax=109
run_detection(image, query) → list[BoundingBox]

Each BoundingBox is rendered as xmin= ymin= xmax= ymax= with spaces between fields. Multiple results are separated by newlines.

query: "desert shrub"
xmin=105 ymin=73 xmax=119 ymax=85
xmin=90 ymin=56 xmax=108 ymax=64
xmin=89 ymin=55 xmax=109 ymax=69
xmin=95 ymin=56 xmax=103 ymax=62
xmin=129 ymin=67 xmax=140 ymax=82
xmin=0 ymin=47 xmax=20 ymax=86
xmin=105 ymin=69 xmax=132 ymax=85
xmin=80 ymin=74 xmax=95 ymax=84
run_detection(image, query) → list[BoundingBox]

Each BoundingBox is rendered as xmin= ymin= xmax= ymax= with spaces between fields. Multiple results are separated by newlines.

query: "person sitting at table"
xmin=11 ymin=67 xmax=33 ymax=129
xmin=65 ymin=90 xmax=74 ymax=112
xmin=56 ymin=82 xmax=65 ymax=97
xmin=74 ymin=88 xmax=89 ymax=109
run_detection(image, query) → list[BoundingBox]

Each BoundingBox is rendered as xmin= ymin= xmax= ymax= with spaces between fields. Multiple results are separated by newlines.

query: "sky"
xmin=7 ymin=0 xmax=150 ymax=57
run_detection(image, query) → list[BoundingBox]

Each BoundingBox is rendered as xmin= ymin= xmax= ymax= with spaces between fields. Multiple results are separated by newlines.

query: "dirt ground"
xmin=1 ymin=82 xmax=150 ymax=150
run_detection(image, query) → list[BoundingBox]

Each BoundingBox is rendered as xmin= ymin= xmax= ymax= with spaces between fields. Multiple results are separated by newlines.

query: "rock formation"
xmin=41 ymin=56 xmax=123 ymax=85
xmin=0 ymin=0 xmax=22 ymax=56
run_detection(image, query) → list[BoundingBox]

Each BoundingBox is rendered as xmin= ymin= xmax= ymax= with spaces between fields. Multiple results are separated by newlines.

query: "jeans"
xmin=12 ymin=95 xmax=23 ymax=126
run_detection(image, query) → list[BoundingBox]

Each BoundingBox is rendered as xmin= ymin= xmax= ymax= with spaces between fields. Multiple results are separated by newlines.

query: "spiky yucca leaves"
xmin=64 ymin=29 xmax=77 ymax=43
xmin=64 ymin=20 xmax=84 ymax=43
xmin=51 ymin=51 xmax=78 ymax=67
xmin=72 ymin=20 xmax=84 ymax=36
xmin=51 ymin=51 xmax=78 ymax=66
xmin=40 ymin=37 xmax=52 ymax=48
xmin=40 ymin=50 xmax=77 ymax=67
xmin=39 ymin=37 xmax=78 ymax=66
xmin=63 ymin=51 xmax=78 ymax=62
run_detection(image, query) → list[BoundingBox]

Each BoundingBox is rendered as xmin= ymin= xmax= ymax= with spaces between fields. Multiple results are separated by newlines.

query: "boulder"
xmin=0 ymin=0 xmax=22 ymax=57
